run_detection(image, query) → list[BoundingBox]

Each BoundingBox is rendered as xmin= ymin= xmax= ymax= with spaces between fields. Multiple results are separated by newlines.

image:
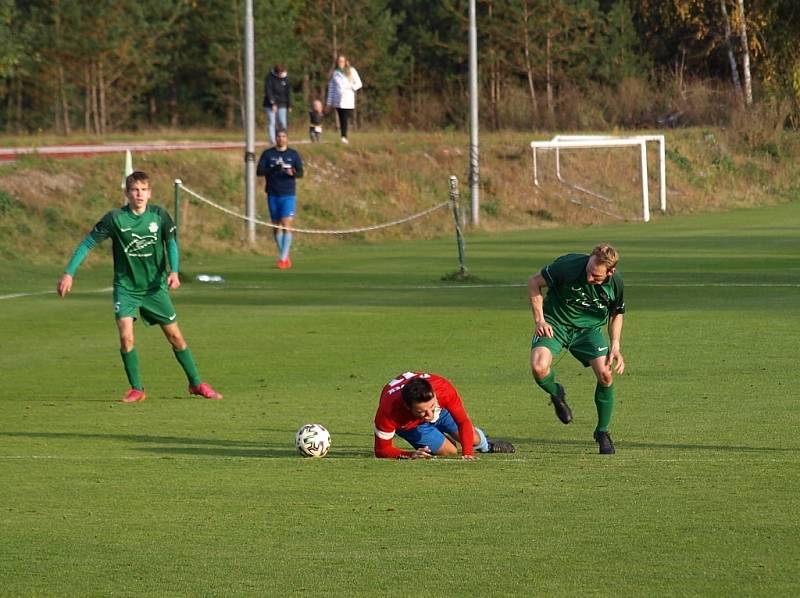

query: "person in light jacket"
xmin=325 ymin=55 xmax=362 ymax=144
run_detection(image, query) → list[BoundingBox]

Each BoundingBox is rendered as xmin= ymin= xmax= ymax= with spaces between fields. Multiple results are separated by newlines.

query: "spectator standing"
xmin=325 ymin=55 xmax=362 ymax=144
xmin=263 ymin=64 xmax=291 ymax=145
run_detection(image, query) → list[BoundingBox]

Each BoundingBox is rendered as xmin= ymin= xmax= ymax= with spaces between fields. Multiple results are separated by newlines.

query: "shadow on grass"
xmin=2 ymin=431 xmax=793 ymax=456
xmin=506 ymin=436 xmax=796 ymax=453
xmin=0 ymin=431 xmax=370 ymax=459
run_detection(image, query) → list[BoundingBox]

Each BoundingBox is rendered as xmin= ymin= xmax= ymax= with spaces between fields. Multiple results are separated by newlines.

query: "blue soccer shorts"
xmin=267 ymin=194 xmax=296 ymax=221
xmin=395 ymin=409 xmax=459 ymax=454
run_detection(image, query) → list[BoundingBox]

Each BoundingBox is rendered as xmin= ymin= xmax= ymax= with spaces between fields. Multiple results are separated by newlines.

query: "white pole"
xmin=659 ymin=136 xmax=667 ymax=212
xmin=639 ymin=141 xmax=650 ymax=222
xmin=468 ymin=0 xmax=479 ymax=226
xmin=243 ymin=0 xmax=257 ymax=243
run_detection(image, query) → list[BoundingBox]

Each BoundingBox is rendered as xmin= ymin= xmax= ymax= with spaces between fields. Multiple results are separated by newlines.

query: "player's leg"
xmin=139 ymin=289 xmax=222 ymax=400
xmin=114 ymin=289 xmax=147 ymax=403
xmin=159 ymin=322 xmax=223 ymax=400
xmin=588 ymin=356 xmax=615 ymax=454
xmin=279 ymin=216 xmax=294 ymax=265
xmin=267 ymin=195 xmax=284 ymax=260
xmin=573 ymin=328 xmax=616 ymax=454
xmin=116 ymin=316 xmax=145 ymax=403
xmin=531 ymin=337 xmax=572 ymax=424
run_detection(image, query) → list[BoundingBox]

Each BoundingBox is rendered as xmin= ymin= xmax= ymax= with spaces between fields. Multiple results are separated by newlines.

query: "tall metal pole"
xmin=468 ymin=0 xmax=480 ymax=226
xmin=243 ymin=0 xmax=257 ymax=243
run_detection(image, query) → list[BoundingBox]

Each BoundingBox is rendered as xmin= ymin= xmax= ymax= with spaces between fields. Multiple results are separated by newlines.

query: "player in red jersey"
xmin=373 ymin=371 xmax=515 ymax=459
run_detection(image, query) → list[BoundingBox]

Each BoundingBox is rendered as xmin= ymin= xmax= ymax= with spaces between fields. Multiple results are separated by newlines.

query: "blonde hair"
xmin=336 ymin=55 xmax=353 ymax=80
xmin=591 ymin=243 xmax=619 ymax=268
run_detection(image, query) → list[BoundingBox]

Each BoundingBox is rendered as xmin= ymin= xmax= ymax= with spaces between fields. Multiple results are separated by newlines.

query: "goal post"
xmin=531 ymin=134 xmax=667 ymax=222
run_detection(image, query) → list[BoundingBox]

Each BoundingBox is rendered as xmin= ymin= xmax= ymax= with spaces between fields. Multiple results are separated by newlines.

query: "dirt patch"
xmin=0 ymin=170 xmax=84 ymax=209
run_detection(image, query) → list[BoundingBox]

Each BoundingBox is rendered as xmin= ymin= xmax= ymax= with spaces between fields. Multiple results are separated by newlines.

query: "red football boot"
xmin=189 ymin=382 xmax=223 ymax=400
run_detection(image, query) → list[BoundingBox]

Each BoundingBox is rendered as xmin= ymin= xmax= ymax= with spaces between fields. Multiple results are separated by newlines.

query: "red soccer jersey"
xmin=373 ymin=372 xmax=475 ymax=458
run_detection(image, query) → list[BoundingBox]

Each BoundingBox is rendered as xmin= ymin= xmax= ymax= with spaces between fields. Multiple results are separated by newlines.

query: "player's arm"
xmin=528 ymin=271 xmax=553 ymax=338
xmin=373 ymin=433 xmax=428 ymax=459
xmin=159 ymin=207 xmax=181 ymax=290
xmin=58 ymin=234 xmax=98 ymax=296
xmin=444 ymin=397 xmax=477 ymax=459
xmin=292 ymin=151 xmax=304 ymax=179
xmin=607 ymin=312 xmax=625 ymax=374
xmin=256 ymin=150 xmax=270 ymax=177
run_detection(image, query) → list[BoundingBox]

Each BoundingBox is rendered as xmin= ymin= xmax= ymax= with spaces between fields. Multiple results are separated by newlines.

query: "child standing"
xmin=309 ymin=99 xmax=324 ymax=143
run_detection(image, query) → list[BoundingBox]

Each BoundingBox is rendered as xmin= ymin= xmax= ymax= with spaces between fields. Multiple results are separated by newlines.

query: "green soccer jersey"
xmin=541 ymin=253 xmax=625 ymax=329
xmin=85 ymin=204 xmax=176 ymax=292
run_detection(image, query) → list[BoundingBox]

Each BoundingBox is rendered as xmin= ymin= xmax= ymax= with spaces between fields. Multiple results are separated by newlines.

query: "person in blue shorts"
xmin=256 ymin=128 xmax=304 ymax=269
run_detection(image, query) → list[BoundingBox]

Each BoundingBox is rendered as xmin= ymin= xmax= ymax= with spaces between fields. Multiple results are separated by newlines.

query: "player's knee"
xmin=435 ymin=441 xmax=458 ymax=457
xmin=597 ymin=369 xmax=613 ymax=386
xmin=531 ymin=361 xmax=550 ymax=380
xmin=119 ymin=335 xmax=134 ymax=351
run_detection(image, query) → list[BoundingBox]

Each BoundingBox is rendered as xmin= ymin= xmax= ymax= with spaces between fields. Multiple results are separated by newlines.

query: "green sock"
xmin=174 ymin=347 xmax=202 ymax=386
xmin=120 ymin=348 xmax=144 ymax=390
xmin=535 ymin=369 xmax=560 ymax=396
xmin=594 ymin=383 xmax=615 ymax=432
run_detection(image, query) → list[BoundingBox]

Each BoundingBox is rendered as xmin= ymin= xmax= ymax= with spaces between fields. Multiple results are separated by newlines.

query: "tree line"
xmin=1 ymin=0 xmax=798 ymax=134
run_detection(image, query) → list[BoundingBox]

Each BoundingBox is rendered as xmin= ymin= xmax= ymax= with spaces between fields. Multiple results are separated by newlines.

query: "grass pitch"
xmin=1 ymin=203 xmax=799 ymax=596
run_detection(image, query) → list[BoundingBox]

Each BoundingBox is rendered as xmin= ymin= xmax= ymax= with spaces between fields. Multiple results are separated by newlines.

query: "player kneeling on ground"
xmin=528 ymin=243 xmax=625 ymax=454
xmin=373 ymin=371 xmax=515 ymax=459
xmin=57 ymin=171 xmax=222 ymax=404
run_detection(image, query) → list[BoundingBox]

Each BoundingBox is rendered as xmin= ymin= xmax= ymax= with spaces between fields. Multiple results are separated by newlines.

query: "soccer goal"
xmin=530 ymin=134 xmax=666 ymax=222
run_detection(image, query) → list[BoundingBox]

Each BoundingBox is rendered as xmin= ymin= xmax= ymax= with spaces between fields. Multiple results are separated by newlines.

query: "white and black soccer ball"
xmin=295 ymin=423 xmax=331 ymax=458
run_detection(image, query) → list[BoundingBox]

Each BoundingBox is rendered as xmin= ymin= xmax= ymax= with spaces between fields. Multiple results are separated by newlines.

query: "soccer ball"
xmin=295 ymin=423 xmax=331 ymax=458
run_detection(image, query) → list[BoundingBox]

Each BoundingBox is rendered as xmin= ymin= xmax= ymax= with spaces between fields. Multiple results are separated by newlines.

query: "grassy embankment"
xmin=1 ymin=128 xmax=798 ymax=265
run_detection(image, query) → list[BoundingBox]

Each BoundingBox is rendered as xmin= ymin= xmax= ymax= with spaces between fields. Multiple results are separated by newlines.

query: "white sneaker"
xmin=341 ymin=137 xmax=349 ymax=144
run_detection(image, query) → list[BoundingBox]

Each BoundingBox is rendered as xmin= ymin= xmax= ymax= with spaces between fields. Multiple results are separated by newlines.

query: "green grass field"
xmin=1 ymin=203 xmax=799 ymax=596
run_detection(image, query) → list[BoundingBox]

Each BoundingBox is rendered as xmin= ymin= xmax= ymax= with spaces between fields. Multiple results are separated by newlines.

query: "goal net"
xmin=530 ymin=135 xmax=666 ymax=222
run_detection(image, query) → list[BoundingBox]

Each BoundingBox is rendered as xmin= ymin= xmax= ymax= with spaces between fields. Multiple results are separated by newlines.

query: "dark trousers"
xmin=336 ymin=108 xmax=353 ymax=139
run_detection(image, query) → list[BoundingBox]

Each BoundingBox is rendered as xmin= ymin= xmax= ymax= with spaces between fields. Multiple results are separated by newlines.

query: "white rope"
xmin=180 ymin=185 xmax=450 ymax=235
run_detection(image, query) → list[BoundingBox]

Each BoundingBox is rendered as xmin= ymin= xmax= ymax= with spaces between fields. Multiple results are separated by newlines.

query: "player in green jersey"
xmin=57 ymin=171 xmax=223 ymax=404
xmin=527 ymin=243 xmax=625 ymax=454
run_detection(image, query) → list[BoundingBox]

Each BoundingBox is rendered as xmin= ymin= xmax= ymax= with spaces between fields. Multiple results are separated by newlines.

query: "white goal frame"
xmin=530 ymin=134 xmax=667 ymax=222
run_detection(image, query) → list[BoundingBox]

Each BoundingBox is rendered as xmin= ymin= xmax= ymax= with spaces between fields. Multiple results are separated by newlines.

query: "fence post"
xmin=448 ymin=176 xmax=468 ymax=277
xmin=174 ymin=179 xmax=183 ymax=232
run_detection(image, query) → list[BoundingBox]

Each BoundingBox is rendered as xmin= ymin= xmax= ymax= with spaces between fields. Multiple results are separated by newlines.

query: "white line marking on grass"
xmin=0 ymin=454 xmax=793 ymax=463
xmin=0 ymin=287 xmax=112 ymax=300
xmin=2 ymin=281 xmax=797 ymax=301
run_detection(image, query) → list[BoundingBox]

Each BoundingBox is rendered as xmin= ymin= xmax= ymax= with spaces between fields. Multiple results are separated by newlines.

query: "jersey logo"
xmin=124 ymin=233 xmax=157 ymax=258
xmin=120 ymin=227 xmax=132 ymax=232
xmin=148 ymin=222 xmax=159 ymax=233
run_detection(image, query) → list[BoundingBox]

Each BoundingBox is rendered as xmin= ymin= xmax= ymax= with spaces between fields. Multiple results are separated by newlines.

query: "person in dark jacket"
xmin=263 ymin=64 xmax=291 ymax=145
xmin=256 ymin=128 xmax=304 ymax=269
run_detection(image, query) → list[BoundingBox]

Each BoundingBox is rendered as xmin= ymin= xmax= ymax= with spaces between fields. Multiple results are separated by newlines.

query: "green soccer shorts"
xmin=113 ymin=286 xmax=178 ymax=326
xmin=531 ymin=324 xmax=609 ymax=367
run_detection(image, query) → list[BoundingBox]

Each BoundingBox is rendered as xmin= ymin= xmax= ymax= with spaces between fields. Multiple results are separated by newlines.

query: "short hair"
xmin=401 ymin=378 xmax=434 ymax=407
xmin=125 ymin=171 xmax=151 ymax=192
xmin=274 ymin=64 xmax=286 ymax=73
xmin=591 ymin=243 xmax=619 ymax=269
xmin=275 ymin=127 xmax=288 ymax=137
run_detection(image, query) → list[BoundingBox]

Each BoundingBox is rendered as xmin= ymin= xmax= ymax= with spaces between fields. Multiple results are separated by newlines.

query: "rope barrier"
xmin=179 ymin=184 xmax=450 ymax=235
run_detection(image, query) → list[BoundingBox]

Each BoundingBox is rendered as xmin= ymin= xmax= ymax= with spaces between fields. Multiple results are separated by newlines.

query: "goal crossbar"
xmin=530 ymin=134 xmax=667 ymax=222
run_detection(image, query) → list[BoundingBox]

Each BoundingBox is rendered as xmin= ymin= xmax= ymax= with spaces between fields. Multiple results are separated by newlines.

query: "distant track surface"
xmin=0 ymin=140 xmax=276 ymax=162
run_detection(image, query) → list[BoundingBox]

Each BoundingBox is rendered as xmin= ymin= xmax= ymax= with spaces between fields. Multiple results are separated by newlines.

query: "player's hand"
xmin=607 ymin=347 xmax=625 ymax=374
xmin=410 ymin=446 xmax=432 ymax=460
xmin=535 ymin=319 xmax=554 ymax=338
xmin=167 ymin=272 xmax=181 ymax=290
xmin=461 ymin=454 xmax=477 ymax=461
xmin=57 ymin=274 xmax=73 ymax=297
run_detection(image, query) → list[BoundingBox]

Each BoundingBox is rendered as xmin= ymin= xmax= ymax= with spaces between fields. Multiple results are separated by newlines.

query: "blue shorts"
xmin=396 ymin=409 xmax=459 ymax=453
xmin=267 ymin=194 xmax=296 ymax=221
